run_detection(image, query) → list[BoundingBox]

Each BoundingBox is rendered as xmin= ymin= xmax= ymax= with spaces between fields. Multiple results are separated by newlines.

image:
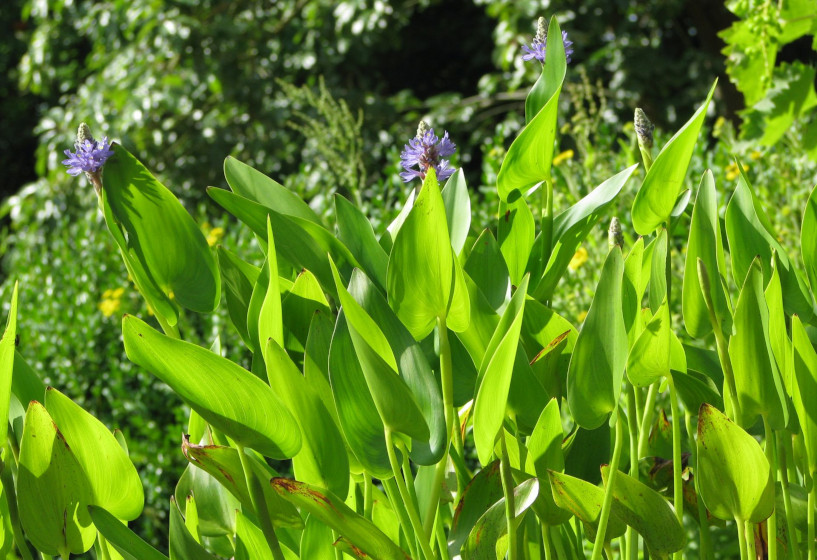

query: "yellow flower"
xmin=207 ymin=227 xmax=225 ymax=247
xmin=112 ymin=287 xmax=125 ymax=298
xmin=98 ymin=298 xmax=121 ymax=317
xmin=553 ymin=150 xmax=574 ymax=167
xmin=750 ymin=151 xmax=762 ymax=160
xmin=725 ymin=162 xmax=746 ymax=181
xmin=569 ymin=246 xmax=588 ymax=271
xmin=577 ymin=310 xmax=588 ymax=323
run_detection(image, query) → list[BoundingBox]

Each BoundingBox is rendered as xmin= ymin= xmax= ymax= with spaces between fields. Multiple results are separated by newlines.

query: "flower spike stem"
xmin=736 ymin=517 xmax=750 ymax=560
xmin=625 ymin=385 xmax=640 ymax=560
xmin=667 ymin=375 xmax=684 ymax=559
xmin=591 ymin=409 xmax=624 ymax=560
xmin=499 ymin=430 xmax=518 ymax=560
xmin=236 ymin=445 xmax=286 ymax=560
xmin=777 ymin=435 xmax=801 ymax=560
xmin=540 ymin=177 xmax=554 ymax=290
xmin=763 ymin=417 xmax=778 ymax=560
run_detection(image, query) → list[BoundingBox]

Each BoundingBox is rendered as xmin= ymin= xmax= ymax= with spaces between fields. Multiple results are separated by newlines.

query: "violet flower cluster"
xmin=399 ymin=124 xmax=457 ymax=183
xmin=522 ymin=29 xmax=573 ymax=64
xmin=62 ymin=135 xmax=114 ymax=176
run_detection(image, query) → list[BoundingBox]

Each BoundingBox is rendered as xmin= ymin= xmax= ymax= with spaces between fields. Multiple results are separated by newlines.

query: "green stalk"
xmin=236 ymin=446 xmax=285 ymax=560
xmin=541 ymin=523 xmax=554 ymax=560
xmin=154 ymin=311 xmax=181 ymax=339
xmin=777 ymin=435 xmax=801 ymax=560
xmin=637 ymin=382 xmax=659 ymax=457
xmin=98 ymin=533 xmax=113 ymax=560
xmin=363 ymin=473 xmax=373 ymax=521
xmin=1 ymin=460 xmax=35 ymax=560
xmin=591 ymin=410 xmax=624 ymax=560
xmin=808 ymin=473 xmax=816 ymax=560
xmin=435 ymin=510 xmax=451 ymax=560
xmin=500 ymin=430 xmax=518 ymax=560
xmin=385 ymin=430 xmax=435 ymax=560
xmin=736 ymin=518 xmax=749 ymax=560
xmin=685 ymin=412 xmax=711 ymax=560
xmin=745 ymin=520 xmax=757 ymax=559
xmin=626 ymin=385 xmax=640 ymax=560
xmin=697 ymin=259 xmax=742 ymax=423
xmin=423 ymin=316 xmax=456 ymax=536
xmin=667 ymin=376 xmax=684 ymax=556
xmin=541 ymin=177 xmax=554 ymax=272
xmin=382 ymin=477 xmax=419 ymax=560
xmin=763 ymin=417 xmax=778 ymax=560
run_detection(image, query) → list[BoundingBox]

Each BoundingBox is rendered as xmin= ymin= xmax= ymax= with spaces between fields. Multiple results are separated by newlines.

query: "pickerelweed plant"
xmin=2 ymin=15 xmax=817 ymax=560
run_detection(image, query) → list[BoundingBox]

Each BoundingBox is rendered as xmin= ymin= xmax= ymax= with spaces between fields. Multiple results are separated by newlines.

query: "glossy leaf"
xmin=792 ymin=315 xmax=817 ymax=471
xmin=623 ymin=238 xmax=646 ymax=346
xmin=0 ymin=283 xmax=17 ymax=452
xmin=449 ymin=461 xmax=503 ymax=556
xmin=441 ymin=168 xmax=472 ymax=256
xmin=766 ymin=256 xmax=793 ymax=394
xmin=525 ymin=16 xmax=567 ymax=122
xmin=526 ymin=398 xmax=570 ymax=525
xmin=335 ymin=194 xmax=389 ymax=290
xmin=103 ymin=143 xmax=220 ymax=317
xmin=728 ymin=259 xmax=788 ymax=429
xmin=89 ymin=506 xmax=169 ymax=560
xmin=461 ymin=478 xmax=539 ymax=560
xmin=122 ymin=315 xmax=301 ymax=458
xmin=387 ymin=168 xmax=470 ymax=340
xmin=169 ymin=498 xmax=218 ymax=560
xmin=648 ymin=229 xmax=668 ymax=313
xmin=632 ymin=81 xmax=716 ymax=234
xmin=17 ymin=402 xmax=95 ymax=557
xmin=548 ymin=471 xmax=627 ymax=543
xmin=258 ymin=217 xmax=284 ymax=350
xmin=683 ymin=170 xmax=729 ymax=338
xmin=803 ymin=183 xmax=817 ymax=296
xmin=498 ymin=191 xmax=535 ymax=287
xmin=264 ymin=339 xmax=350 ymax=496
xmin=217 ymin=246 xmax=260 ymax=349
xmin=281 ymin=268 xmax=330 ymax=353
xmin=473 ymin=275 xmax=530 ymax=465
xmin=600 ymin=466 xmax=685 ymax=556
xmin=271 ymin=478 xmax=409 ymax=560
xmin=300 ymin=514 xmax=336 ymax=560
xmin=45 ymin=387 xmax=144 ymax=520
xmin=496 ymin=18 xmax=565 ymax=200
xmin=465 ymin=229 xmax=511 ymax=314
xmin=175 ymin=465 xmax=237 ymax=538
xmin=567 ymin=249 xmax=627 ymax=429
xmin=696 ymin=403 xmax=774 ymax=522
xmin=627 ymin=301 xmax=671 ymax=387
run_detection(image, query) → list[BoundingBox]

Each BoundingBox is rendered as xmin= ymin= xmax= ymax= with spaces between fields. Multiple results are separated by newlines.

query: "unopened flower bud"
xmin=634 ymin=108 xmax=654 ymax=150
xmin=608 ymin=217 xmax=623 ymax=249
xmin=416 ymin=120 xmax=429 ymax=141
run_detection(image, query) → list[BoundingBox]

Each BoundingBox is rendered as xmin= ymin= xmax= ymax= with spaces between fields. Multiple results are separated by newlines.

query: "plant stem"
xmin=1 ymin=460 xmax=35 ymax=560
xmin=541 ymin=177 xmax=554 ymax=272
xmin=98 ymin=533 xmax=113 ymax=560
xmin=155 ymin=311 xmax=181 ymax=339
xmin=746 ymin=520 xmax=757 ymax=559
xmin=667 ymin=376 xmax=684 ymax=553
xmin=541 ymin=523 xmax=553 ymax=560
xmin=363 ymin=472 xmax=373 ymax=521
xmin=777 ymin=434 xmax=801 ymax=560
xmin=626 ymin=385 xmax=640 ymax=560
xmin=638 ymin=382 xmax=659 ymax=457
xmin=808 ymin=472 xmax=816 ymax=560
xmin=764 ymin=417 xmax=778 ymax=560
xmin=500 ymin=430 xmax=518 ymax=560
xmin=685 ymin=412 xmax=711 ymax=560
xmin=236 ymin=446 xmax=285 ymax=560
xmin=737 ymin=518 xmax=749 ymax=560
xmin=591 ymin=410 xmax=624 ymax=560
xmin=386 ymin=430 xmax=435 ymax=560
xmin=382 ymin=477 xmax=419 ymax=560
xmin=423 ymin=316 xmax=457 ymax=536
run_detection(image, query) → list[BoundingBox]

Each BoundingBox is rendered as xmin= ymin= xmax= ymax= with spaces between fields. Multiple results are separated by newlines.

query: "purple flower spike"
xmin=62 ymin=136 xmax=114 ymax=176
xmin=522 ymin=18 xmax=573 ymax=64
xmin=399 ymin=122 xmax=457 ymax=183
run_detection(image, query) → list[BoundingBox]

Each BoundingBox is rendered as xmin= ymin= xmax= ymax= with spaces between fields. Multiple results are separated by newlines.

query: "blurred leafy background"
xmin=1 ymin=0 xmax=815 ymax=545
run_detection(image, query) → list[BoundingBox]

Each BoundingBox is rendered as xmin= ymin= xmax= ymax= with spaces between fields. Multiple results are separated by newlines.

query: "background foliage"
xmin=1 ymin=0 xmax=815 ymax=546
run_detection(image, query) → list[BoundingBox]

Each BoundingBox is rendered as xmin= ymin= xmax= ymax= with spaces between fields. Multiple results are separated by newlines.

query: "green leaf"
xmin=387 ymin=168 xmax=470 ymax=340
xmin=175 ymin=465 xmax=237 ymax=538
xmin=258 ymin=217 xmax=284 ymax=350
xmin=599 ymin=466 xmax=686 ymax=557
xmin=672 ymin=369 xmax=723 ymax=413
xmin=728 ymin=258 xmax=788 ymax=429
xmin=264 ymin=339 xmax=350 ymax=497
xmin=335 ymin=194 xmax=389 ymax=291
xmin=766 ymin=255 xmax=793 ymax=394
xmin=648 ymin=229 xmax=668 ymax=313
xmin=526 ymin=398 xmax=571 ymax=525
xmin=563 ymin=424 xmax=610 ymax=486
xmin=224 ymin=156 xmax=322 ymax=225
xmin=623 ymin=238 xmax=646 ymax=346
xmin=271 ymin=478 xmax=409 ymax=560
xmin=449 ymin=461 xmax=503 ymax=556
xmin=725 ymin=171 xmax=814 ymax=320
xmin=473 ymin=275 xmax=530 ymax=465
xmin=567 ymin=249 xmax=627 ymax=429
xmin=792 ymin=315 xmax=817 ymax=472
xmin=103 ymin=144 xmax=220 ymax=317
xmin=208 ymin=187 xmax=357 ymax=297
xmin=696 ymin=403 xmax=774 ymax=522
xmin=525 ymin=17 xmax=567 ymax=123
xmin=330 ymin=259 xmax=430 ymax=442
xmin=627 ymin=301 xmax=672 ymax=388
xmin=347 ymin=270 xmax=446 ymax=465
xmin=465 ymin=229 xmax=511 ymax=313
xmin=497 ymin=19 xmax=566 ymax=200
xmin=0 ymin=283 xmax=18 ymax=452
xmin=45 ymin=387 xmax=143 ymax=520
xmin=234 ymin=511 xmax=299 ymax=560
xmin=801 ymin=183 xmax=817 ymax=297
xmin=441 ymin=169 xmax=472 ymax=256
xmin=122 ymin=315 xmax=301 ymax=458
xmin=328 ymin=313 xmax=391 ymax=478
xmin=169 ymin=498 xmax=219 ymax=560
xmin=631 ymin=81 xmax=716 ymax=235
xmin=180 ymin=436 xmax=302 ymax=528
xmin=534 ymin=165 xmax=638 ymax=301
xmin=548 ymin=471 xmax=628 ymax=543
xmin=17 ymin=402 xmax=95 ymax=557
xmin=89 ymin=506 xmax=169 ymax=560
xmin=300 ymin=514 xmax=336 ymax=560
xmin=683 ymin=170 xmax=730 ymax=338
xmin=498 ymin=190 xmax=535 ymax=287
xmin=217 ymin=247 xmax=260 ymax=349
xmin=281 ymin=268 xmax=330 ymax=354
xmin=461 ymin=478 xmax=540 ymax=560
